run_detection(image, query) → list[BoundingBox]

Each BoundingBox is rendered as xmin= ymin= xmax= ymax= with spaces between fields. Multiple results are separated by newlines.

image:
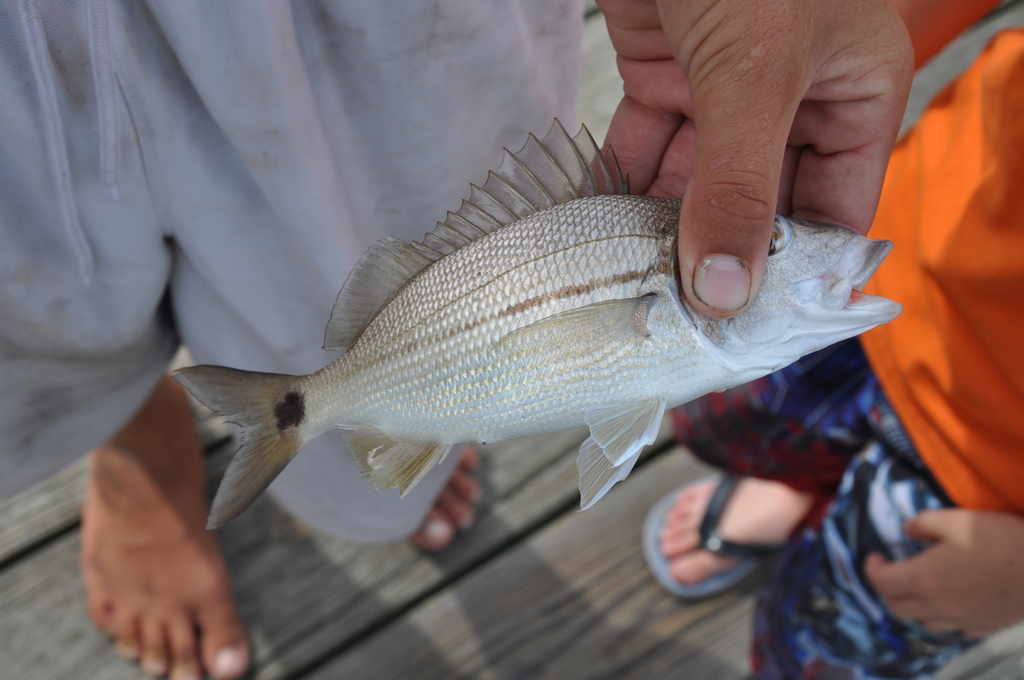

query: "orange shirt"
xmin=861 ymin=29 xmax=1024 ymax=512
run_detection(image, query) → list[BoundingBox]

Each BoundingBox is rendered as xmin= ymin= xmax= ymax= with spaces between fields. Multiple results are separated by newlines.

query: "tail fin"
xmin=173 ymin=365 xmax=305 ymax=529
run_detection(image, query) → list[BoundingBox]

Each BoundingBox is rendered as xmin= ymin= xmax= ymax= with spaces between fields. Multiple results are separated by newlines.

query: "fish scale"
xmin=174 ymin=122 xmax=901 ymax=529
xmin=314 ymin=197 xmax=685 ymax=439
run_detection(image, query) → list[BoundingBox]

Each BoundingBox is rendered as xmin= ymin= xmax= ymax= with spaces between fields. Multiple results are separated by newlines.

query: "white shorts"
xmin=0 ymin=0 xmax=581 ymax=541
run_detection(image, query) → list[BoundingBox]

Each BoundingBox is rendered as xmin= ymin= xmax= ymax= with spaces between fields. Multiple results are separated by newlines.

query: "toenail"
xmin=141 ymin=656 xmax=168 ymax=676
xmin=425 ymin=518 xmax=451 ymax=544
xmin=170 ymin=662 xmax=201 ymax=680
xmin=213 ymin=646 xmax=247 ymax=679
xmin=115 ymin=639 xmax=139 ymax=661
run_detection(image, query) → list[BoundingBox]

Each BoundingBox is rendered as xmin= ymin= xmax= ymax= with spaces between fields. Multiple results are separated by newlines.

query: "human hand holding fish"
xmin=598 ymin=0 xmax=914 ymax=317
xmin=174 ymin=123 xmax=902 ymax=530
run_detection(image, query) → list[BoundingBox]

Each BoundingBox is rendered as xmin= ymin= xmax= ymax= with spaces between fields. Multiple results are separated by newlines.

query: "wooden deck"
xmin=3 ymin=6 xmax=1024 ymax=680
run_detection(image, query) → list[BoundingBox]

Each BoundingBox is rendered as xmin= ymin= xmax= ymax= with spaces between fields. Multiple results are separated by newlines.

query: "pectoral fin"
xmin=498 ymin=294 xmax=657 ymax=352
xmin=346 ymin=426 xmax=452 ymax=496
xmin=585 ymin=398 xmax=666 ymax=465
xmin=577 ymin=437 xmax=642 ymax=510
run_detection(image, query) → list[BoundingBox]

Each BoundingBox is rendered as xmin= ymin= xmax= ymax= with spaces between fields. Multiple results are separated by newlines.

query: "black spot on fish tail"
xmin=274 ymin=391 xmax=305 ymax=431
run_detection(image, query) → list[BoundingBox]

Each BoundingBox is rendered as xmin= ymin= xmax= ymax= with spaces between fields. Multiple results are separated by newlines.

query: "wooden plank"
xmin=308 ymin=449 xmax=758 ymax=680
xmin=0 ymin=456 xmax=89 ymax=566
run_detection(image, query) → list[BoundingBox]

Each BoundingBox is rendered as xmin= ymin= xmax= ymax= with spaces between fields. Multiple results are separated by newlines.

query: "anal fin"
xmin=577 ymin=438 xmax=643 ymax=510
xmin=585 ymin=398 xmax=666 ymax=465
xmin=346 ymin=426 xmax=452 ymax=496
xmin=576 ymin=398 xmax=666 ymax=510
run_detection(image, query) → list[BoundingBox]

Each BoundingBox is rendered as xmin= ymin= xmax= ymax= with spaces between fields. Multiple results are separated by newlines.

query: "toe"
xmin=115 ymin=635 xmax=141 ymax=663
xmin=660 ymin=528 xmax=701 ymax=559
xmin=111 ymin=615 xmax=140 ymax=662
xmin=166 ymin=612 xmax=201 ymax=680
xmin=138 ymin=617 xmax=169 ymax=677
xmin=659 ymin=512 xmax=701 ymax=559
xmin=437 ymin=486 xmax=475 ymax=531
xmin=170 ymin=661 xmax=202 ymax=680
xmin=458 ymin=447 xmax=479 ymax=471
xmin=86 ymin=594 xmax=115 ymax=635
xmin=449 ymin=468 xmax=482 ymax=505
xmin=669 ymin=551 xmax=739 ymax=586
xmin=410 ymin=508 xmax=455 ymax=551
xmin=197 ymin=600 xmax=249 ymax=680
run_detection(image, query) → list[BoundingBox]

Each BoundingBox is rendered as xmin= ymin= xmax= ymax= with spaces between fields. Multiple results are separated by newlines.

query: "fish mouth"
xmin=792 ymin=232 xmax=901 ymax=322
xmin=845 ymin=234 xmax=892 ymax=290
xmin=837 ymin=235 xmax=901 ymax=317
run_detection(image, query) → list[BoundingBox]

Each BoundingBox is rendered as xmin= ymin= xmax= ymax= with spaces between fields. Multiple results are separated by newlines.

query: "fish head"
xmin=685 ymin=216 xmax=901 ymax=375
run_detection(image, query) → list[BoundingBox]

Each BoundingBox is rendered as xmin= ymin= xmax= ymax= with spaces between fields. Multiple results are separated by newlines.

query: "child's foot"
xmin=659 ymin=476 xmax=813 ymax=585
xmin=409 ymin=448 xmax=482 ymax=551
xmin=81 ymin=375 xmax=249 ymax=680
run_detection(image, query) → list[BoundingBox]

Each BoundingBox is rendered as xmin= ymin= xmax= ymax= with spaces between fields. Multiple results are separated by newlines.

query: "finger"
xmin=789 ymin=140 xmax=894 ymax=234
xmin=884 ymin=595 xmax=928 ymax=621
xmin=963 ymin=626 xmax=991 ymax=640
xmin=787 ymin=97 xmax=909 ymax=233
xmin=668 ymin=20 xmax=806 ymax=316
xmin=917 ymin=616 xmax=965 ymax=635
xmin=902 ymin=509 xmax=958 ymax=543
xmin=864 ymin=552 xmax=916 ymax=599
xmin=645 ymin=120 xmax=696 ymax=199
xmin=618 ymin=57 xmax=694 ymax=117
xmin=776 ymin=146 xmax=802 ymax=217
xmin=604 ymin=96 xmax=684 ymax=195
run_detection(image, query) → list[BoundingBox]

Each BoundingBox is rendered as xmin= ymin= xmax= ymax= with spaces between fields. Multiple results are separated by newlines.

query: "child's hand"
xmin=865 ymin=509 xmax=1024 ymax=638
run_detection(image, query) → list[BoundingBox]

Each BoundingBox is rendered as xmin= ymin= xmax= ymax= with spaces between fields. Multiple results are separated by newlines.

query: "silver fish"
xmin=174 ymin=122 xmax=901 ymax=529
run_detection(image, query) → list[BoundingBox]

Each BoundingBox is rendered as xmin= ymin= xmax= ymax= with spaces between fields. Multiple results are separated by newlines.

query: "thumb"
xmin=662 ymin=3 xmax=810 ymax=317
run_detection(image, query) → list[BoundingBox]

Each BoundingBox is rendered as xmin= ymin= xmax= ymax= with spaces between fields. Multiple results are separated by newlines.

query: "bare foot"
xmin=409 ymin=448 xmax=482 ymax=551
xmin=81 ymin=374 xmax=249 ymax=680
xmin=659 ymin=477 xmax=813 ymax=585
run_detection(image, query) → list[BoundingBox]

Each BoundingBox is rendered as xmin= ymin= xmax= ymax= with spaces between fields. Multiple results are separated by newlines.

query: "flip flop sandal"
xmin=643 ymin=473 xmax=780 ymax=600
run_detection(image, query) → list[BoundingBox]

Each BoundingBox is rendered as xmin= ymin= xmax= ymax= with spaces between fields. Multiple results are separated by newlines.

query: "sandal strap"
xmin=698 ymin=475 xmax=780 ymax=559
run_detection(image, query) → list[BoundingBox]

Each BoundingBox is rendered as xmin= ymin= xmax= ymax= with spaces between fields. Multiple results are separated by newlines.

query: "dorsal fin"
xmin=323 ymin=120 xmax=630 ymax=352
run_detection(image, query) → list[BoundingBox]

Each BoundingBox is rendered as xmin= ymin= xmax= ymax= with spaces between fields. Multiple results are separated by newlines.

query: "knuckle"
xmin=700 ymin=173 xmax=776 ymax=226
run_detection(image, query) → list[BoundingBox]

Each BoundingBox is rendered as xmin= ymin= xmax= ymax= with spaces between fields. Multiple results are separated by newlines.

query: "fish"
xmin=173 ymin=121 xmax=901 ymax=529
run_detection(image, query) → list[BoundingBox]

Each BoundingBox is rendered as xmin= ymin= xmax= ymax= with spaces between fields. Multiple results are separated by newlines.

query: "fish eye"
xmin=768 ymin=216 xmax=793 ymax=256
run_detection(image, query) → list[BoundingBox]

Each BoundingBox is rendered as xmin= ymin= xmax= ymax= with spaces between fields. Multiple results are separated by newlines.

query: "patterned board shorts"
xmin=672 ymin=338 xmax=977 ymax=680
